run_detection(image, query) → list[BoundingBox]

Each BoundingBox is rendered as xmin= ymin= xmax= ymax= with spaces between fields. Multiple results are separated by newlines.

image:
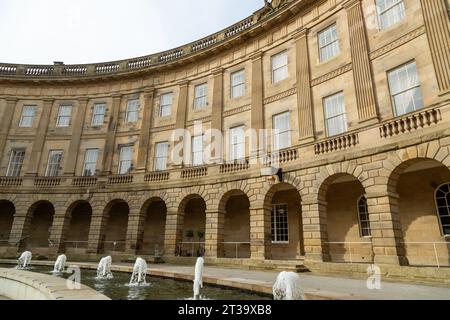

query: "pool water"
xmin=0 ymin=264 xmax=271 ymax=300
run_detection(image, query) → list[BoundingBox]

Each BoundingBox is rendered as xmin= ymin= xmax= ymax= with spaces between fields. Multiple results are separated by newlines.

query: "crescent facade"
xmin=0 ymin=0 xmax=450 ymax=279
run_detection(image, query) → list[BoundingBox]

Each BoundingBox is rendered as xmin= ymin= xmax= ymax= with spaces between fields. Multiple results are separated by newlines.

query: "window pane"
xmin=194 ymin=84 xmax=208 ymax=109
xmin=376 ymin=0 xmax=406 ymax=29
xmin=6 ymin=149 xmax=25 ymax=177
xmin=83 ymin=149 xmax=98 ymax=176
xmin=271 ymin=204 xmax=289 ymax=242
xmin=272 ymin=52 xmax=288 ymax=83
xmin=358 ymin=196 xmax=372 ymax=237
xmin=126 ymin=100 xmax=140 ymax=122
xmin=192 ymin=136 xmax=203 ymax=166
xmin=92 ymin=104 xmax=106 ymax=126
xmin=319 ymin=24 xmax=340 ymax=62
xmin=435 ymin=184 xmax=450 ymax=236
xmin=324 ymin=93 xmax=347 ymax=136
xmin=155 ymin=142 xmax=169 ymax=171
xmin=273 ymin=112 xmax=291 ymax=151
xmin=45 ymin=150 xmax=63 ymax=176
xmin=57 ymin=105 xmax=72 ymax=127
xmin=19 ymin=106 xmax=36 ymax=127
xmin=229 ymin=126 xmax=245 ymax=160
xmin=160 ymin=93 xmax=173 ymax=117
xmin=119 ymin=146 xmax=133 ymax=174
xmin=388 ymin=61 xmax=424 ymax=116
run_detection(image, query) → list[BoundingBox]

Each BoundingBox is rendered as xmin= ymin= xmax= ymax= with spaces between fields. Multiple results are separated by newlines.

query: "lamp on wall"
xmin=261 ymin=167 xmax=283 ymax=185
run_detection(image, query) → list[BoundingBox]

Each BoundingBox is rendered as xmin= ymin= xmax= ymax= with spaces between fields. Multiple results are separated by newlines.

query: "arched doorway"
xmin=263 ymin=183 xmax=303 ymax=260
xmin=0 ymin=201 xmax=14 ymax=247
xmin=178 ymin=195 xmax=206 ymax=257
xmin=103 ymin=200 xmax=129 ymax=253
xmin=320 ymin=173 xmax=373 ymax=263
xmin=390 ymin=159 xmax=450 ymax=266
xmin=27 ymin=201 xmax=55 ymax=251
xmin=65 ymin=201 xmax=92 ymax=254
xmin=219 ymin=190 xmax=251 ymax=259
xmin=139 ymin=198 xmax=167 ymax=256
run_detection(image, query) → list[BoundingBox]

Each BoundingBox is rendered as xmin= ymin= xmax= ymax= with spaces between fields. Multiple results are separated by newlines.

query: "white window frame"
xmin=19 ymin=105 xmax=37 ymax=127
xmin=191 ymin=135 xmax=204 ymax=167
xmin=91 ymin=104 xmax=106 ymax=126
xmin=271 ymin=203 xmax=289 ymax=244
xmin=6 ymin=149 xmax=25 ymax=177
xmin=324 ymin=92 xmax=348 ymax=137
xmin=126 ymin=99 xmax=140 ymax=123
xmin=231 ymin=69 xmax=245 ymax=99
xmin=357 ymin=196 xmax=372 ymax=238
xmin=388 ymin=61 xmax=424 ymax=117
xmin=45 ymin=150 xmax=63 ymax=177
xmin=194 ymin=83 xmax=208 ymax=110
xmin=118 ymin=145 xmax=133 ymax=174
xmin=56 ymin=105 xmax=72 ymax=127
xmin=435 ymin=183 xmax=450 ymax=237
xmin=154 ymin=141 xmax=169 ymax=171
xmin=271 ymin=51 xmax=289 ymax=84
xmin=376 ymin=0 xmax=406 ymax=30
xmin=272 ymin=112 xmax=291 ymax=151
xmin=159 ymin=93 xmax=173 ymax=117
xmin=229 ymin=126 xmax=245 ymax=161
xmin=82 ymin=149 xmax=99 ymax=177
xmin=318 ymin=24 xmax=340 ymax=62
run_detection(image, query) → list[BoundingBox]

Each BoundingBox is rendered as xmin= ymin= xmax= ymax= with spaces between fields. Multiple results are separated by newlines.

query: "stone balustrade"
xmin=181 ymin=166 xmax=208 ymax=179
xmin=108 ymin=175 xmax=133 ymax=185
xmin=0 ymin=177 xmax=22 ymax=187
xmin=314 ymin=133 xmax=360 ymax=155
xmin=34 ymin=177 xmax=61 ymax=187
xmin=380 ymin=107 xmax=442 ymax=138
xmin=72 ymin=176 xmax=98 ymax=187
xmin=263 ymin=148 xmax=299 ymax=166
xmin=220 ymin=160 xmax=250 ymax=173
xmin=144 ymin=171 xmax=170 ymax=182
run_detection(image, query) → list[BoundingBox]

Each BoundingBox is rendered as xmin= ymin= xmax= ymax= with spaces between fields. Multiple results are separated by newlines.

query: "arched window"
xmin=358 ymin=196 xmax=371 ymax=237
xmin=435 ymin=183 xmax=450 ymax=236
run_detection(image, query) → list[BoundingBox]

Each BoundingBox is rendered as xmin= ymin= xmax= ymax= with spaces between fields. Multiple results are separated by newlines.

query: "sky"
xmin=0 ymin=0 xmax=263 ymax=65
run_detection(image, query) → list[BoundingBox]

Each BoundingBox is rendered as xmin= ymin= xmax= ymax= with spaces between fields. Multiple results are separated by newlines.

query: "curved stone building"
xmin=0 ymin=0 xmax=450 ymax=276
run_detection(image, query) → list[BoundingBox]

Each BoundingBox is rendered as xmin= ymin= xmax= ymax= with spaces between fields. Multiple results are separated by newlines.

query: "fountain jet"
xmin=97 ymin=256 xmax=113 ymax=279
xmin=273 ymin=271 xmax=304 ymax=300
xmin=17 ymin=251 xmax=32 ymax=269
xmin=53 ymin=254 xmax=67 ymax=273
xmin=129 ymin=257 xmax=147 ymax=286
xmin=193 ymin=257 xmax=204 ymax=300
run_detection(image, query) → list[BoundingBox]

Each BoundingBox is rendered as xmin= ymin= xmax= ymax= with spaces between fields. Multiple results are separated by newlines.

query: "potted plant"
xmin=185 ymin=230 xmax=194 ymax=240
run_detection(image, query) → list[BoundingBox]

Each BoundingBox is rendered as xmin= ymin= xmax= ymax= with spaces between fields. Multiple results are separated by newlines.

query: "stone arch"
xmin=101 ymin=198 xmax=130 ymax=253
xmin=63 ymin=200 xmax=93 ymax=252
xmin=215 ymin=180 xmax=252 ymax=211
xmin=385 ymin=154 xmax=450 ymax=266
xmin=256 ymin=173 xmax=304 ymax=209
xmin=176 ymin=193 xmax=207 ymax=257
xmin=137 ymin=196 xmax=168 ymax=255
xmin=317 ymin=172 xmax=372 ymax=263
xmin=217 ymin=189 xmax=251 ymax=258
xmin=0 ymin=200 xmax=15 ymax=245
xmin=25 ymin=200 xmax=55 ymax=252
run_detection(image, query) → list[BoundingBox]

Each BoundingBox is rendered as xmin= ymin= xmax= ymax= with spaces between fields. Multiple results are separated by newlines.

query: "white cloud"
xmin=0 ymin=0 xmax=262 ymax=64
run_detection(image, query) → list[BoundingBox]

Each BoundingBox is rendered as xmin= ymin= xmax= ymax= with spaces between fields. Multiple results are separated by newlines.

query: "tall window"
xmin=6 ymin=149 xmax=25 ymax=177
xmin=118 ymin=146 xmax=133 ymax=174
xmin=318 ymin=24 xmax=340 ymax=62
xmin=271 ymin=51 xmax=288 ymax=83
xmin=19 ymin=105 xmax=37 ymax=127
xmin=45 ymin=150 xmax=63 ymax=177
xmin=155 ymin=142 xmax=169 ymax=171
xmin=159 ymin=93 xmax=173 ymax=117
xmin=229 ymin=126 xmax=245 ymax=161
xmin=324 ymin=92 xmax=347 ymax=137
xmin=376 ymin=0 xmax=406 ymax=30
xmin=388 ymin=61 xmax=424 ymax=117
xmin=192 ymin=135 xmax=203 ymax=166
xmin=358 ymin=196 xmax=372 ymax=237
xmin=271 ymin=204 xmax=289 ymax=243
xmin=126 ymin=100 xmax=140 ymax=123
xmin=194 ymin=84 xmax=208 ymax=109
xmin=91 ymin=104 xmax=106 ymax=126
xmin=56 ymin=105 xmax=72 ymax=127
xmin=82 ymin=149 xmax=99 ymax=177
xmin=273 ymin=112 xmax=291 ymax=151
xmin=231 ymin=70 xmax=245 ymax=98
xmin=435 ymin=183 xmax=450 ymax=236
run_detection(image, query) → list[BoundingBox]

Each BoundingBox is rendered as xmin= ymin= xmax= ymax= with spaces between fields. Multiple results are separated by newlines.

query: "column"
xmin=345 ymin=0 xmax=378 ymax=122
xmin=163 ymin=207 xmax=183 ymax=257
xmin=8 ymin=207 xmax=30 ymax=251
xmin=293 ymin=29 xmax=315 ymax=142
xmin=204 ymin=209 xmax=225 ymax=258
xmin=0 ymin=98 xmax=18 ymax=159
xmin=250 ymin=52 xmax=265 ymax=157
xmin=136 ymin=88 xmax=155 ymax=172
xmin=366 ymin=192 xmax=407 ymax=265
xmin=171 ymin=81 xmax=189 ymax=168
xmin=249 ymin=206 xmax=272 ymax=260
xmin=125 ymin=207 xmax=146 ymax=255
xmin=26 ymin=99 xmax=54 ymax=176
xmin=211 ymin=69 xmax=224 ymax=163
xmin=64 ymin=97 xmax=88 ymax=176
xmin=102 ymin=94 xmax=122 ymax=174
xmin=86 ymin=208 xmax=108 ymax=254
xmin=48 ymin=207 xmax=71 ymax=254
xmin=301 ymin=196 xmax=330 ymax=262
xmin=420 ymin=0 xmax=450 ymax=94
